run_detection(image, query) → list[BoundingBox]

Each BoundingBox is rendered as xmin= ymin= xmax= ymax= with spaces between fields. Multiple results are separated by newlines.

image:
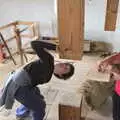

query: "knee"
xmin=36 ymin=100 xmax=46 ymax=112
xmin=34 ymin=101 xmax=46 ymax=118
xmin=41 ymin=100 xmax=46 ymax=110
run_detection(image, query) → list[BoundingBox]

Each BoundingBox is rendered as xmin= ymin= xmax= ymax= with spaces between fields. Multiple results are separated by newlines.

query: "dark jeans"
xmin=112 ymin=92 xmax=120 ymax=120
xmin=15 ymin=86 xmax=46 ymax=120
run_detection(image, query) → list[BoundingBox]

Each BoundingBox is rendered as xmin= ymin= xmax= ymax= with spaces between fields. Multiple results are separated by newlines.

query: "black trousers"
xmin=112 ymin=91 xmax=120 ymax=120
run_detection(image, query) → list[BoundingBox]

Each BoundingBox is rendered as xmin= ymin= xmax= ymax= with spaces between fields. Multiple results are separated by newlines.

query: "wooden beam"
xmin=0 ymin=22 xmax=17 ymax=31
xmin=13 ymin=28 xmax=24 ymax=65
xmin=104 ymin=0 xmax=119 ymax=31
xmin=35 ymin=22 xmax=40 ymax=39
xmin=21 ymin=34 xmax=33 ymax=38
xmin=6 ymin=36 xmax=16 ymax=42
xmin=17 ymin=21 xmax=34 ymax=25
xmin=57 ymin=0 xmax=84 ymax=60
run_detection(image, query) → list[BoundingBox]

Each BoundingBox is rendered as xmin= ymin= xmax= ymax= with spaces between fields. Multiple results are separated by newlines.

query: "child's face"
xmin=111 ymin=68 xmax=120 ymax=80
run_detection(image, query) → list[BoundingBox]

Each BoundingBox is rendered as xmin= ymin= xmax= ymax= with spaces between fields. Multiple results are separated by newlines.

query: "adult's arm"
xmin=98 ymin=52 xmax=120 ymax=72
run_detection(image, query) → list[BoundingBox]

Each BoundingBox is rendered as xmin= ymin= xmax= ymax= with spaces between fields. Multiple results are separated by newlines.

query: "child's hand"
xmin=97 ymin=61 xmax=109 ymax=73
xmin=111 ymin=72 xmax=120 ymax=81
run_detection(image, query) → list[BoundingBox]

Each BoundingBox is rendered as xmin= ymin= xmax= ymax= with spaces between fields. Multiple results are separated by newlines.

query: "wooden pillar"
xmin=104 ymin=0 xmax=119 ymax=31
xmin=57 ymin=0 xmax=85 ymax=60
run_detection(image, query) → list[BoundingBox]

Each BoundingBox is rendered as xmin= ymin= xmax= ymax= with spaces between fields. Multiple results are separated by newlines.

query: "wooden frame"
xmin=0 ymin=21 xmax=40 ymax=43
xmin=0 ymin=21 xmax=40 ymax=65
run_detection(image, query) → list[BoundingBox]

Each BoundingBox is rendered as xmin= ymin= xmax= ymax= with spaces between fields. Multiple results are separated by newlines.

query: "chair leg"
xmin=0 ymin=32 xmax=16 ymax=65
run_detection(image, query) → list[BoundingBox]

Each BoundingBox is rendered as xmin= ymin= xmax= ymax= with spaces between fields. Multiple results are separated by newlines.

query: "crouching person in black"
xmin=0 ymin=40 xmax=75 ymax=120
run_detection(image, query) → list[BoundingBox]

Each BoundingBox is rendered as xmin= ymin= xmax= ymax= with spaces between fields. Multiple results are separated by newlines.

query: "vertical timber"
xmin=57 ymin=0 xmax=85 ymax=60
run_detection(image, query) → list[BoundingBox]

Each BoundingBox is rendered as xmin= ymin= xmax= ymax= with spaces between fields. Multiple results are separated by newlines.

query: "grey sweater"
xmin=0 ymin=68 xmax=31 ymax=109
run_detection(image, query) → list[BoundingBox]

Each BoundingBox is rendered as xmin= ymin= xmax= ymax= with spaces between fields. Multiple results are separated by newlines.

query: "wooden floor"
xmin=0 ymin=52 xmax=113 ymax=120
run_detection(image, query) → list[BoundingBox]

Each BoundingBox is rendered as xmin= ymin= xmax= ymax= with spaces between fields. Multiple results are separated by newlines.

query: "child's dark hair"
xmin=54 ymin=63 xmax=74 ymax=80
xmin=112 ymin=64 xmax=120 ymax=71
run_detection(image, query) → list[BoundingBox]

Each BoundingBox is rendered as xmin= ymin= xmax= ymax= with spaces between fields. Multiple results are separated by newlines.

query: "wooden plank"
xmin=86 ymin=66 xmax=110 ymax=82
xmin=21 ymin=34 xmax=33 ymax=38
xmin=5 ymin=36 xmax=16 ymax=42
xmin=34 ymin=22 xmax=40 ymax=39
xmin=30 ymin=24 xmax=35 ymax=37
xmin=57 ymin=0 xmax=84 ymax=60
xmin=13 ymin=28 xmax=24 ymax=65
xmin=0 ymin=22 xmax=16 ymax=31
xmin=104 ymin=0 xmax=119 ymax=31
xmin=17 ymin=21 xmax=34 ymax=25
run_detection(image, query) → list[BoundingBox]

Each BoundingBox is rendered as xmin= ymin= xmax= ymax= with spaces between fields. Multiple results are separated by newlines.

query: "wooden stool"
xmin=59 ymin=92 xmax=84 ymax=120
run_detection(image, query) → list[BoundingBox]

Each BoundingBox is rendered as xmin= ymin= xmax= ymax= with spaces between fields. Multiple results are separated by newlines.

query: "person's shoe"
xmin=16 ymin=105 xmax=30 ymax=118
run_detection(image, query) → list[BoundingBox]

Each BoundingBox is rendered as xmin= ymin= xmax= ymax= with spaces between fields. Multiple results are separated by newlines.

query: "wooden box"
xmin=59 ymin=92 xmax=84 ymax=120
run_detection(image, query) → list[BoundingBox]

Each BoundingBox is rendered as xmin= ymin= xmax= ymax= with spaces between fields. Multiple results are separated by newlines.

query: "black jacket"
xmin=24 ymin=40 xmax=56 ymax=86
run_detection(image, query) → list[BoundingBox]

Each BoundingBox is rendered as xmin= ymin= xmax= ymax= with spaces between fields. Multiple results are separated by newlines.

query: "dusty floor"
xmin=0 ymin=52 xmax=113 ymax=120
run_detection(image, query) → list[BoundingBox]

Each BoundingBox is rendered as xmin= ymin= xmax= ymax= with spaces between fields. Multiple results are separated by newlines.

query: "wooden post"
xmin=35 ymin=22 xmax=40 ymax=40
xmin=104 ymin=0 xmax=119 ymax=31
xmin=57 ymin=0 xmax=85 ymax=60
xmin=13 ymin=27 xmax=24 ymax=65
